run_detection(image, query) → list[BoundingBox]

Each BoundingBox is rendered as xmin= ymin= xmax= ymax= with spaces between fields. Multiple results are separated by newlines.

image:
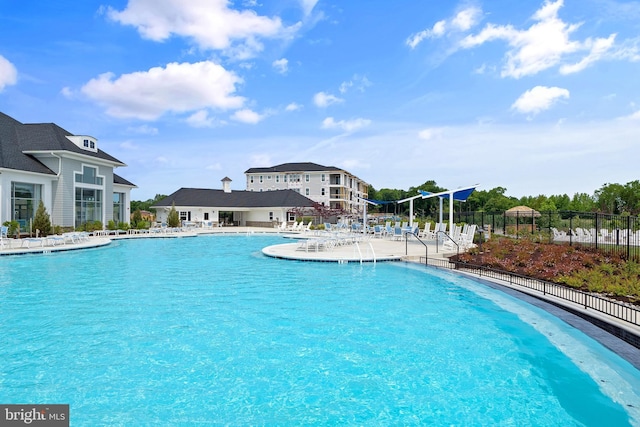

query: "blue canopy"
xmin=420 ymin=187 xmax=476 ymax=202
xmin=363 ymin=198 xmax=396 ymax=205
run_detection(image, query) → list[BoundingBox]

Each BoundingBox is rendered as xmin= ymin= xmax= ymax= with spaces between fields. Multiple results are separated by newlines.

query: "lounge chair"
xmin=419 ymin=223 xmax=431 ymax=239
xmin=46 ymin=235 xmax=65 ymax=246
xmin=0 ymin=226 xmax=12 ymax=249
xmin=21 ymin=238 xmax=45 ymax=248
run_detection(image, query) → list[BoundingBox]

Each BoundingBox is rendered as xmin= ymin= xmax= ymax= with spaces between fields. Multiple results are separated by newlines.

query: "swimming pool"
xmin=1 ymin=235 xmax=639 ymax=425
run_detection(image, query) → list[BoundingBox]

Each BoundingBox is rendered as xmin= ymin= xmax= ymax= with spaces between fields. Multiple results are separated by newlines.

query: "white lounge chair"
xmin=419 ymin=223 xmax=431 ymax=239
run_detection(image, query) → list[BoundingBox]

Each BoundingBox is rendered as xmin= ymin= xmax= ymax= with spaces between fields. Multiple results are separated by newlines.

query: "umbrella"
xmin=505 ymin=205 xmax=541 ymax=217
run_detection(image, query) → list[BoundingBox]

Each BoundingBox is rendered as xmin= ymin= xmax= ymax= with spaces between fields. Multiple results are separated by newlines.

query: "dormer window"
xmin=67 ymin=135 xmax=98 ymax=153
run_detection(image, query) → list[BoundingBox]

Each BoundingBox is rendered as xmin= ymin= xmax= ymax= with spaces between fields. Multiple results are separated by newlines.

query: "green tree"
xmin=130 ymin=194 xmax=167 ymax=215
xmin=621 ymin=180 xmax=640 ymax=214
xmin=595 ymin=183 xmax=624 ymax=214
xmin=549 ymin=194 xmax=571 ymax=211
xmin=568 ymin=192 xmax=596 ymax=212
xmin=167 ymin=203 xmax=180 ymax=228
xmin=33 ymin=200 xmax=52 ymax=236
xmin=131 ymin=209 xmax=143 ymax=228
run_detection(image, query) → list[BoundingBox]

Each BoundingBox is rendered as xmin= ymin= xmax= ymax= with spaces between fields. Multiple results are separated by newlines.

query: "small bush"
xmin=33 ymin=200 xmax=52 ymax=236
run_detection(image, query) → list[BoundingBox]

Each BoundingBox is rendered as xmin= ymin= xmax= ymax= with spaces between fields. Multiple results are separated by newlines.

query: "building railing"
xmin=421 ymin=257 xmax=640 ymax=329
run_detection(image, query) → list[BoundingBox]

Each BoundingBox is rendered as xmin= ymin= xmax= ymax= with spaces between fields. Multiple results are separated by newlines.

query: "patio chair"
xmin=0 ymin=226 xmax=10 ymax=249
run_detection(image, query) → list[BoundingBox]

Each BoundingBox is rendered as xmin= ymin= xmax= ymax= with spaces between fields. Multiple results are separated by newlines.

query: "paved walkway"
xmin=261 ymin=232 xmax=455 ymax=262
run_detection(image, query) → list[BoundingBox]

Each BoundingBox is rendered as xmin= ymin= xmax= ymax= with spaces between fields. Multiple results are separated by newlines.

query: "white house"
xmin=152 ymin=177 xmax=316 ymax=227
xmin=244 ymin=162 xmax=369 ymax=215
xmin=0 ymin=112 xmax=135 ymax=232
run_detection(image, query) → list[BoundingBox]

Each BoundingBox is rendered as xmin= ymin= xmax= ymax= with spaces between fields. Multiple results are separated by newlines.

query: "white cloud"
xmin=231 ymin=108 xmax=264 ymax=124
xmin=313 ymin=91 xmax=343 ymax=107
xmin=60 ymin=87 xmax=74 ymax=98
xmin=451 ymin=7 xmax=481 ymax=31
xmin=81 ymin=61 xmax=245 ymax=120
xmin=0 ymin=55 xmax=18 ymax=91
xmin=560 ymin=34 xmax=616 ymax=74
xmin=620 ymin=110 xmax=640 ymax=120
xmin=120 ymin=140 xmax=139 ymax=150
xmin=205 ymin=162 xmax=222 ymax=170
xmin=321 ymin=117 xmax=371 ymax=133
xmin=339 ymin=74 xmax=371 ymax=94
xmin=186 ymin=110 xmax=218 ymax=128
xmin=300 ymin=0 xmax=319 ymax=17
xmin=272 ymin=58 xmax=289 ymax=74
xmin=418 ymin=127 xmax=444 ymax=140
xmin=406 ymin=7 xmax=481 ymax=49
xmin=250 ymin=153 xmax=272 ymax=166
xmin=512 ymin=85 xmax=570 ymax=115
xmin=106 ymin=0 xmax=299 ymax=60
xmin=459 ymin=0 xmax=617 ymax=78
xmin=285 ymin=102 xmax=302 ymax=111
xmin=126 ymin=124 xmax=159 ymax=135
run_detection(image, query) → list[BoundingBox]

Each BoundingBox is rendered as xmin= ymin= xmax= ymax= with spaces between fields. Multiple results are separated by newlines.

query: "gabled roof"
xmin=114 ymin=173 xmax=137 ymax=187
xmin=244 ymin=162 xmax=341 ymax=174
xmin=153 ymin=188 xmax=316 ymax=208
xmin=0 ymin=112 xmax=125 ymax=175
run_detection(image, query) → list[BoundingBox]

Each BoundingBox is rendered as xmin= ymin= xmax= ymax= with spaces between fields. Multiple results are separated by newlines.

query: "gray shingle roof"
xmin=0 ymin=112 xmax=134 ymax=186
xmin=244 ymin=162 xmax=340 ymax=174
xmin=153 ymin=188 xmax=316 ymax=208
xmin=0 ymin=112 xmax=125 ymax=174
xmin=114 ymin=173 xmax=136 ymax=187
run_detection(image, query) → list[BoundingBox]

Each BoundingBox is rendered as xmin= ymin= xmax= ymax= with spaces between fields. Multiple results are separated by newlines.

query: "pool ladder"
xmin=354 ymin=241 xmax=376 ymax=264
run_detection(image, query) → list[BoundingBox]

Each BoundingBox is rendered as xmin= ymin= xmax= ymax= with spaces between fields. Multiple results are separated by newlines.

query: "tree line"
xmin=130 ymin=180 xmax=640 ymax=221
xmin=367 ymin=180 xmax=640 ymax=217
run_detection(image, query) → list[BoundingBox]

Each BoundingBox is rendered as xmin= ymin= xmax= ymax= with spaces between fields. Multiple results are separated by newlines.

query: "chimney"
xmin=222 ymin=176 xmax=232 ymax=193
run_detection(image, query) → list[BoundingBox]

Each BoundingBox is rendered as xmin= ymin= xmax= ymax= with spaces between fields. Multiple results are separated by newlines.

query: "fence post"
xmin=627 ymin=215 xmax=631 ymax=260
xmin=594 ymin=212 xmax=600 ymax=249
xmin=569 ymin=214 xmax=573 ymax=246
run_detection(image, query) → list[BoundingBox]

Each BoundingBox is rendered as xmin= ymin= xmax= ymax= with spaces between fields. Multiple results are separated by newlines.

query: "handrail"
xmin=405 ymin=231 xmax=428 ymax=264
xmin=354 ymin=242 xmax=364 ymax=264
xmin=435 ymin=231 xmax=459 ymax=256
xmin=368 ymin=242 xmax=377 ymax=264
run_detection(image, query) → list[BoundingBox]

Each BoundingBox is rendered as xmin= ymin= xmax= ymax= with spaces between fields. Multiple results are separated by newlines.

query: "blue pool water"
xmin=1 ymin=235 xmax=639 ymax=426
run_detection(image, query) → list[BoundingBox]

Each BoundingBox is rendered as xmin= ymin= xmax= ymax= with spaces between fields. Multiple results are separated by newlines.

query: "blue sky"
xmin=1 ymin=0 xmax=639 ymax=200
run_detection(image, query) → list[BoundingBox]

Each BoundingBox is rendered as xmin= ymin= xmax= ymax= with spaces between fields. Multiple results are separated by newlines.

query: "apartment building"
xmin=244 ymin=162 xmax=368 ymax=215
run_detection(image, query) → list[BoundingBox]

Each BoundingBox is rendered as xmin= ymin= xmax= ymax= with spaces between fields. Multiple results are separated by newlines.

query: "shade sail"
xmin=419 ymin=187 xmax=476 ymax=202
xmin=363 ymin=198 xmax=396 ymax=205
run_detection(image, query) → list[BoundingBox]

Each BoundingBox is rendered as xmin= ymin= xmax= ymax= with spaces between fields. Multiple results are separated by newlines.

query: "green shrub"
xmin=2 ymin=220 xmax=20 ymax=237
xmin=33 ymin=200 xmax=52 ymax=236
xmin=167 ymin=203 xmax=180 ymax=228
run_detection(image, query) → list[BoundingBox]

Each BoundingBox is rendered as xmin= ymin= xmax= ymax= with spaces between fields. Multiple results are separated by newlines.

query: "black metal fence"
xmin=423 ymin=257 xmax=640 ymax=347
xmin=454 ymin=210 xmax=640 ymax=260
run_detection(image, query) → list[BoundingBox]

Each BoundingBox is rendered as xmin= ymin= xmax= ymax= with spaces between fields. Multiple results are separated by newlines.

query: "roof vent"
xmin=222 ymin=176 xmax=232 ymax=193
